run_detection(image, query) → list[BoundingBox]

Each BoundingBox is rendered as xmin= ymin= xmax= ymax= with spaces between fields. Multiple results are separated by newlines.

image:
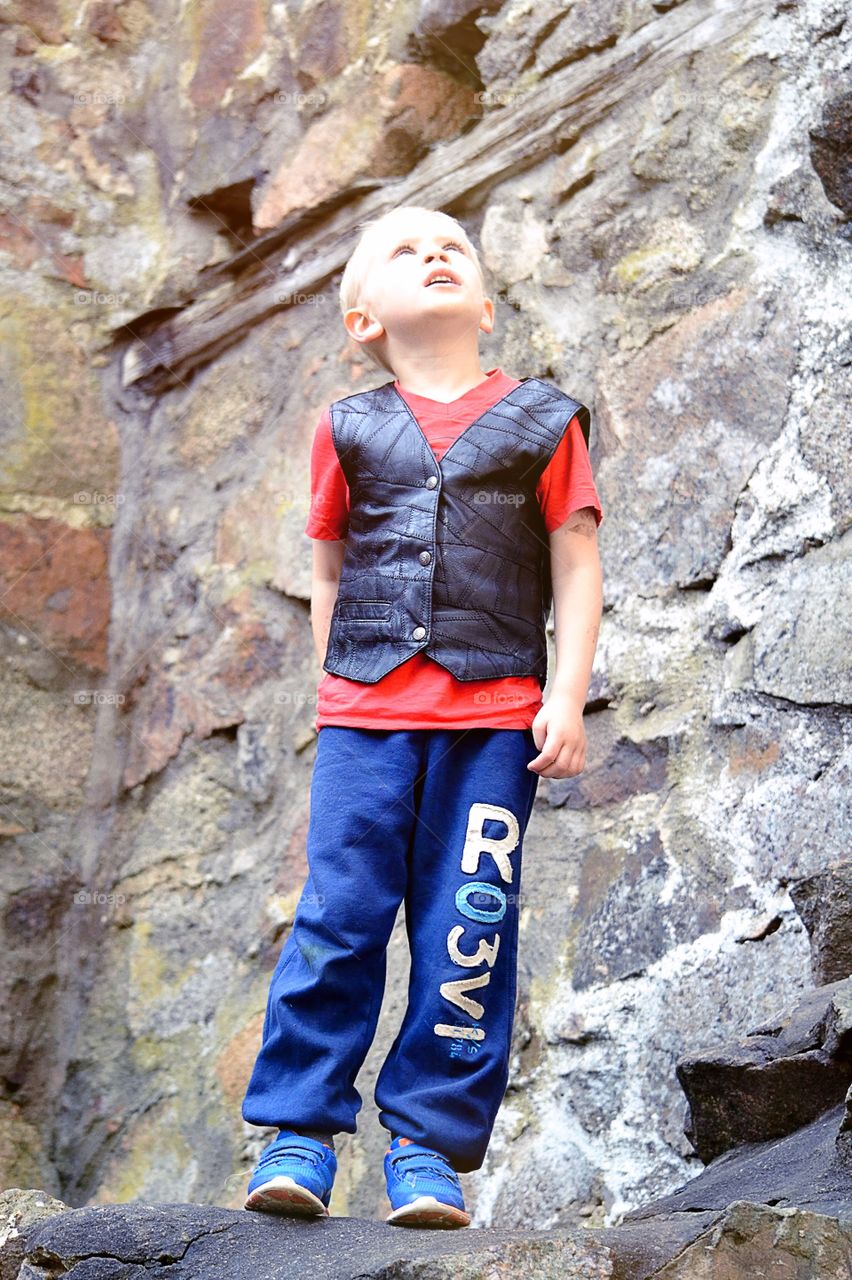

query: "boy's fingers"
xmin=528 ymin=739 xmax=586 ymax=777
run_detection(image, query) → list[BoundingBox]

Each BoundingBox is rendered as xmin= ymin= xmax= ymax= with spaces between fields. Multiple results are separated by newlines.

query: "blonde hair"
xmin=339 ymin=206 xmax=487 ymax=375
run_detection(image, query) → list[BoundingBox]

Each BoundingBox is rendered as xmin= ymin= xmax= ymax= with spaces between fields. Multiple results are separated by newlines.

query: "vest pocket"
xmin=334 ymin=600 xmax=393 ymax=624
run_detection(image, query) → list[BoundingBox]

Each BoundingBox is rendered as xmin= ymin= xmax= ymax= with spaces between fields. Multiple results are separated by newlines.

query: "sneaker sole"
xmin=386 ymin=1196 xmax=471 ymax=1229
xmin=244 ymin=1175 xmax=329 ymax=1217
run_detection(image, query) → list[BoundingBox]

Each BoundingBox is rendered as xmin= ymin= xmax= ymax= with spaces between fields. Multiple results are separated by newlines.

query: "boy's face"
xmin=344 ymin=212 xmax=494 ymax=355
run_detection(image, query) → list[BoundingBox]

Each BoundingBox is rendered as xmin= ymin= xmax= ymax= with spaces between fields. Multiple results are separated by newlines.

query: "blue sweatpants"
xmin=241 ymin=725 xmax=540 ymax=1173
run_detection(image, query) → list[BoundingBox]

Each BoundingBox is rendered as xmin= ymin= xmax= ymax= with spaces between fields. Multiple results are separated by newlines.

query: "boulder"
xmin=13 ymin=1201 xmax=615 ymax=1280
xmin=676 ymin=978 xmax=852 ymax=1163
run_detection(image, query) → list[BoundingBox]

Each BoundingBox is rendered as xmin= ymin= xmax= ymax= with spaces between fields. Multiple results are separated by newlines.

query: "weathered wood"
xmin=121 ymin=0 xmax=768 ymax=392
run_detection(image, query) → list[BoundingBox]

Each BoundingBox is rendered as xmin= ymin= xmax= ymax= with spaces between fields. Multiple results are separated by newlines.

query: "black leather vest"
xmin=323 ymin=378 xmax=590 ymax=687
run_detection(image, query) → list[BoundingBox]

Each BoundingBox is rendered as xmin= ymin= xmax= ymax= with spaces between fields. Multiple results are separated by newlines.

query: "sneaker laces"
xmin=255 ymin=1139 xmax=327 ymax=1172
xmin=391 ymin=1148 xmax=459 ymax=1187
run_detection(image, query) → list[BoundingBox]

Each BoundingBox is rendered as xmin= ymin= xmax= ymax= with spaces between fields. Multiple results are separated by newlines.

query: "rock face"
xmin=788 ymin=862 xmax=852 ymax=985
xmin=0 ymin=0 xmax=850 ymax=1247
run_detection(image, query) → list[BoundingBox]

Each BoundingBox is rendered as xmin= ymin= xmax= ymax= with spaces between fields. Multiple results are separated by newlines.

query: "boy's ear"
xmin=479 ymin=296 xmax=495 ymax=336
xmin=343 ymin=306 xmax=385 ymax=346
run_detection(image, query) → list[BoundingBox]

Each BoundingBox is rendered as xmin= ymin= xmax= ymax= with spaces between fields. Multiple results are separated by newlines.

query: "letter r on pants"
xmin=460 ymin=802 xmax=520 ymax=885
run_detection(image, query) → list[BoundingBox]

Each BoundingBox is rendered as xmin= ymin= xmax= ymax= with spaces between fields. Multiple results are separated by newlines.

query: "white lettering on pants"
xmin=434 ymin=802 xmax=520 ymax=1044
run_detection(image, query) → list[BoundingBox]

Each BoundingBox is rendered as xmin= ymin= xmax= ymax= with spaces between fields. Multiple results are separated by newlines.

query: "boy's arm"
xmin=527 ymin=506 xmax=603 ymax=778
xmin=549 ymin=506 xmax=602 ymax=710
xmin=310 ymin=538 xmax=346 ymax=666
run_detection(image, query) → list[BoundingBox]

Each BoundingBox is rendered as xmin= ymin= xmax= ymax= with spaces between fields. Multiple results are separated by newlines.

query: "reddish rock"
xmin=254 ymin=64 xmax=478 ymax=229
xmin=0 ymin=215 xmax=39 ymax=271
xmin=0 ymin=515 xmax=110 ymax=673
xmin=87 ymin=2 xmax=126 ymax=44
xmin=214 ymin=1013 xmax=263 ymax=1108
xmin=188 ymin=0 xmax=266 ymax=111
xmin=5 ymin=0 xmax=67 ymax=45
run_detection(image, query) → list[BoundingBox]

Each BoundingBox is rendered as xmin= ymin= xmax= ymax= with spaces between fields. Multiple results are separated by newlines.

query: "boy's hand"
xmin=527 ymin=699 xmax=587 ymax=778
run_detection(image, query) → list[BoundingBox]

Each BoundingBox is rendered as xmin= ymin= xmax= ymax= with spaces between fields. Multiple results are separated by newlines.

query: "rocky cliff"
xmin=0 ymin=0 xmax=850 ymax=1243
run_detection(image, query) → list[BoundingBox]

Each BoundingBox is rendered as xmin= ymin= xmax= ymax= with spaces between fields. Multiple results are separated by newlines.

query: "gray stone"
xmin=595 ymin=289 xmax=798 ymax=604
xmin=751 ymin=531 xmax=852 ymax=707
xmin=20 ymin=1203 xmax=614 ymax=1280
xmin=788 ymin=860 xmax=852 ymax=985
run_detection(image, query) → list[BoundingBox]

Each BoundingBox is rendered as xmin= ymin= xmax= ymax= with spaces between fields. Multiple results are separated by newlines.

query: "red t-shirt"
xmin=305 ymin=367 xmax=603 ymax=730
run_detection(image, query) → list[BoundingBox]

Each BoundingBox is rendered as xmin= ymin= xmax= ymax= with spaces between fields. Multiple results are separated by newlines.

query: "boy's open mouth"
xmin=424 ymin=269 xmax=461 ymax=287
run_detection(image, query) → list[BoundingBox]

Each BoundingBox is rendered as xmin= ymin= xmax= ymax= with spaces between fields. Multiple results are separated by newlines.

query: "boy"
xmin=241 ymin=205 xmax=603 ymax=1228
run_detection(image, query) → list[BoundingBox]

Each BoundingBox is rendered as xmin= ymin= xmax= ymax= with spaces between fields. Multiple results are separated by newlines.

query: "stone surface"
xmin=677 ymin=979 xmax=852 ymax=1163
xmin=254 ymin=64 xmax=478 ymax=229
xmin=649 ymin=1200 xmax=852 ymax=1280
xmin=788 ymin=861 xmax=852 ymax=985
xmin=624 ymin=1101 xmax=852 ymax=1222
xmin=15 ymin=1203 xmax=615 ymax=1280
xmin=750 ymin=530 xmax=852 ymax=707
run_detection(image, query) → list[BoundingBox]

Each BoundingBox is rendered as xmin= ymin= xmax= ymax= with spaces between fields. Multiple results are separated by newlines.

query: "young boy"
xmin=241 ymin=205 xmax=603 ymax=1228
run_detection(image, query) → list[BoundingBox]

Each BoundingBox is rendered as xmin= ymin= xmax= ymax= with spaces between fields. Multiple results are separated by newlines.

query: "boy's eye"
xmin=391 ymin=241 xmax=466 ymax=257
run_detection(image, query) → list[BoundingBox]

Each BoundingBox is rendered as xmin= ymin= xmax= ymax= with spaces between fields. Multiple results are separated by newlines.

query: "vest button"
xmin=425 ymin=475 xmax=438 ymax=489
xmin=412 ymin=626 xmax=426 ymax=640
xmin=418 ymin=550 xmax=432 ymax=565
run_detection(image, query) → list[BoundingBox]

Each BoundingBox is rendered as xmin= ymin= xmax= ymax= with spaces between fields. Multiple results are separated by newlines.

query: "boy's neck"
xmin=390 ymin=352 xmax=492 ymax=404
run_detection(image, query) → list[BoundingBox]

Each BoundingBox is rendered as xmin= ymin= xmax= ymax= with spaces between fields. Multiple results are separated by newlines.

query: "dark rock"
xmin=809 ymin=90 xmax=852 ymax=217
xmin=788 ymin=860 xmax=852 ymax=984
xmin=677 ymin=977 xmax=852 ymax=1163
xmin=622 ymin=1100 xmax=852 ymax=1221
xmin=572 ymin=831 xmax=673 ymax=989
xmin=17 ymin=1202 xmax=614 ymax=1280
xmin=547 ymin=723 xmax=669 ymax=810
xmin=8 ymin=1102 xmax=852 ymax=1278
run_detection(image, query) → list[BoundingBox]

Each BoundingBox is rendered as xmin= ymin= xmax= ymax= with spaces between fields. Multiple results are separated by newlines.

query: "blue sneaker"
xmin=244 ymin=1130 xmax=337 ymax=1217
xmin=384 ymin=1136 xmax=471 ymax=1228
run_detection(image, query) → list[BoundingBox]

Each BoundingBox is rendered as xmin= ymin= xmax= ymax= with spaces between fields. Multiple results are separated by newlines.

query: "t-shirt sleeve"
xmin=304 ymin=408 xmax=350 ymax=540
xmin=537 ymin=413 xmax=603 ymax=535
